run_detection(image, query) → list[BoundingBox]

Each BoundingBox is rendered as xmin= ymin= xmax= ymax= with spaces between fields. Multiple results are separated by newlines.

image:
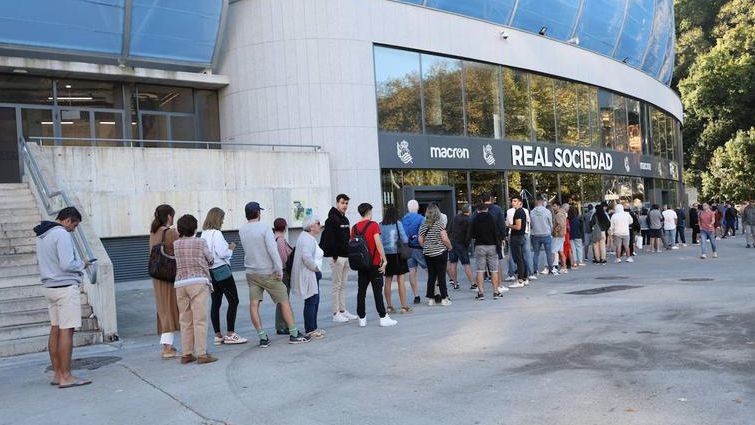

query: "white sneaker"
xmin=615 ymin=258 xmax=622 ymax=263
xmin=427 ymin=298 xmax=436 ymax=306
xmin=528 ymin=275 xmax=538 ymax=281
xmin=671 ymin=246 xmax=680 ymax=250
xmin=523 ymin=279 xmax=531 ymax=286
xmin=541 ymin=268 xmax=550 ymax=275
xmin=498 ymin=286 xmax=510 ymax=292
xmin=343 ymin=311 xmax=359 ymax=320
xmin=504 ymin=276 xmax=516 ymax=282
xmin=551 ymin=267 xmax=559 ymax=275
xmin=713 ymin=252 xmax=718 ymax=258
xmin=700 ymin=254 xmax=707 ymax=259
xmin=440 ymin=298 xmax=452 ymax=306
xmin=332 ymin=312 xmax=349 ymax=323
xmin=213 ymin=336 xmax=224 ymax=345
xmin=223 ymin=333 xmax=248 ymax=344
xmin=682 ymin=243 xmax=688 ymax=247
xmin=578 ymin=262 xmax=587 ymax=266
xmin=358 ymin=317 xmax=367 ymax=327
xmin=379 ymin=315 xmax=397 ymax=327
xmin=626 ymin=257 xmax=634 ymax=263
xmin=508 ymin=282 xmax=524 ymax=288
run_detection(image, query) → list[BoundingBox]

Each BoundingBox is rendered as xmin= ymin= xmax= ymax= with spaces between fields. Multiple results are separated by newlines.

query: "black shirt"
xmin=468 ymin=211 xmax=499 ymax=246
xmin=510 ymin=208 xmax=527 ymax=237
xmin=449 ymin=213 xmax=470 ymax=245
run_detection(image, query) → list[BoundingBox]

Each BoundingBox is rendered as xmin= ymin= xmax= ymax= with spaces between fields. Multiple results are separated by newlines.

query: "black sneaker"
xmin=747 ymin=244 xmax=752 ymax=248
xmin=450 ymin=280 xmax=460 ymax=290
xmin=470 ymin=283 xmax=478 ymax=291
xmin=289 ymin=333 xmax=311 ymax=344
xmin=493 ymin=291 xmax=503 ymax=299
xmin=276 ymin=329 xmax=289 ymax=335
xmin=475 ymin=292 xmax=485 ymax=301
xmin=259 ymin=337 xmax=270 ymax=348
xmin=413 ymin=296 xmax=421 ymax=304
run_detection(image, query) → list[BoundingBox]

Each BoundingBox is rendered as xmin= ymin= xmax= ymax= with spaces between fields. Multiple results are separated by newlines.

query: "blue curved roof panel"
xmin=0 ymin=0 xmax=225 ymax=68
xmin=396 ymin=0 xmax=676 ymax=85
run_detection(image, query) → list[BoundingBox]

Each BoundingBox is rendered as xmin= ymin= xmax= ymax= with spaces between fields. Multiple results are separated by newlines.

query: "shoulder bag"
xmin=209 ymin=230 xmax=233 ymax=282
xmin=395 ymin=223 xmax=412 ymax=260
xmin=148 ymin=227 xmax=176 ymax=282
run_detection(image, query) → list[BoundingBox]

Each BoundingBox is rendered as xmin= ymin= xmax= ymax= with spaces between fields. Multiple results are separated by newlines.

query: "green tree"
xmin=701 ymin=128 xmax=755 ymax=201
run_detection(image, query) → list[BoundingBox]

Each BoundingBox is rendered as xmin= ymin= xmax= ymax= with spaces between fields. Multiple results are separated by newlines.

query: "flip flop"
xmin=58 ymin=379 xmax=92 ymax=389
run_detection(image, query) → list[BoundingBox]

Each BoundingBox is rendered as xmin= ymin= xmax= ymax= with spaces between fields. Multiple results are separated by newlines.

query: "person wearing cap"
xmin=239 ymin=202 xmax=310 ymax=347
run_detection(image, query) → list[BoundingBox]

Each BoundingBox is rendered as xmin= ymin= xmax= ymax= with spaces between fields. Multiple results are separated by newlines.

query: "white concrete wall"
xmin=39 ymin=146 xmax=331 ymax=238
xmin=216 ymin=0 xmax=684 ymax=221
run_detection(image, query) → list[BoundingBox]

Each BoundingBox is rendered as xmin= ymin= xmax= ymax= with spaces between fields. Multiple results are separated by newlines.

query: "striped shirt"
xmin=419 ymin=221 xmax=447 ymax=257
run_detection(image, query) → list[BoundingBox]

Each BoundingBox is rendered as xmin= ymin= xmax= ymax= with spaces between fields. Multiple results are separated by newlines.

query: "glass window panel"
xmin=94 ymin=111 xmax=124 ymax=146
xmin=374 ymin=47 xmax=422 ymax=133
xmin=658 ymin=31 xmax=676 ymax=84
xmin=171 ymin=115 xmax=196 ymax=142
xmin=559 ymin=173 xmax=585 ymax=206
xmin=60 ymin=109 xmax=92 ymax=143
xmin=641 ymin=0 xmax=673 ymax=76
xmin=574 ymin=0 xmax=627 ymax=55
xmin=641 ymin=103 xmax=652 ymax=155
xmin=627 ymin=99 xmax=642 ymax=153
xmin=141 ymin=114 xmax=168 ymax=142
xmin=0 ymin=0 xmax=123 ymax=54
xmin=598 ymin=89 xmax=614 ymax=149
xmin=575 ymin=84 xmax=593 ymax=147
xmin=612 ymin=95 xmax=629 ymax=151
xmin=651 ymin=107 xmax=665 ymax=158
xmin=587 ymin=86 xmax=601 ymax=147
xmin=195 ymin=89 xmax=220 ymax=142
xmin=56 ymin=80 xmax=123 ymax=109
xmin=21 ymin=109 xmax=54 ymax=140
xmin=448 ymin=171 xmax=470 ymax=212
xmin=665 ymin=115 xmax=675 ymax=160
xmin=529 ymin=74 xmax=556 ymax=143
xmin=470 ymin=172 xmax=503 ymax=206
xmin=424 ymin=0 xmax=516 ymax=25
xmin=422 ymin=54 xmax=464 ymax=136
xmin=0 ymin=75 xmax=54 ymax=105
xmin=510 ymin=0 xmax=581 ymax=41
xmin=502 ymin=68 xmax=532 ymax=142
xmin=614 ymin=0 xmax=655 ymax=67
xmin=464 ymin=61 xmax=501 ymax=138
xmin=507 ymin=171 xmax=536 ymax=209
xmin=136 ymin=85 xmax=194 ymax=113
xmin=581 ymin=173 xmax=604 ymax=205
xmin=603 ymin=175 xmax=635 ymax=204
xmin=129 ymin=0 xmax=222 ymax=63
xmin=533 ymin=172 xmax=559 ymax=205
xmin=554 ymin=80 xmax=578 ymax=145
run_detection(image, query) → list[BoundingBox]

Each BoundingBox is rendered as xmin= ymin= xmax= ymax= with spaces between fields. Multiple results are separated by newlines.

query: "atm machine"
xmin=401 ymin=185 xmax=456 ymax=216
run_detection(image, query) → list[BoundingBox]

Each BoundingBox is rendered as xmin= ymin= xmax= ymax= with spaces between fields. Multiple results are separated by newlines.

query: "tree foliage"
xmin=674 ymin=0 xmax=755 ymax=196
xmin=701 ymin=128 xmax=755 ymax=201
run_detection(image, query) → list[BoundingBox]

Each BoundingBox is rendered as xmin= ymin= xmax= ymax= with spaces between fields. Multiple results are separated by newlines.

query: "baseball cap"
xmin=245 ymin=202 xmax=264 ymax=216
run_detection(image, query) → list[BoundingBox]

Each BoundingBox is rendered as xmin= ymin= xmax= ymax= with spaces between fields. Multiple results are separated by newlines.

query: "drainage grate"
xmin=46 ymin=356 xmax=121 ymax=372
xmin=566 ymin=285 xmax=642 ymax=295
xmin=595 ymin=276 xmax=630 ymax=280
xmin=679 ymin=278 xmax=715 ymax=282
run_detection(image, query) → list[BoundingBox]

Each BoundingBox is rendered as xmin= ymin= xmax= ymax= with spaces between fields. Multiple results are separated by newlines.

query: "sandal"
xmin=58 ymin=379 xmax=92 ymax=389
xmin=400 ymin=306 xmax=411 ymax=314
xmin=386 ymin=306 xmax=396 ymax=314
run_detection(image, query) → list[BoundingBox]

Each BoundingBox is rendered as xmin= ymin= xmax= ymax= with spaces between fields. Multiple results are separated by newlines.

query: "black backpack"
xmin=348 ymin=221 xmax=375 ymax=271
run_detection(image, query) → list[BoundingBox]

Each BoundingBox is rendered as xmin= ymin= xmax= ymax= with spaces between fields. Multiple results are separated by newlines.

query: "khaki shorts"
xmin=45 ymin=286 xmax=81 ymax=329
xmin=246 ymin=273 xmax=289 ymax=304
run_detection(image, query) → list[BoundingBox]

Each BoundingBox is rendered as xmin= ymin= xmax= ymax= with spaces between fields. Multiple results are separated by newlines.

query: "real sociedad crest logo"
xmin=483 ymin=144 xmax=495 ymax=166
xmin=396 ymin=140 xmax=413 ymax=164
xmin=624 ymin=157 xmax=631 ymax=173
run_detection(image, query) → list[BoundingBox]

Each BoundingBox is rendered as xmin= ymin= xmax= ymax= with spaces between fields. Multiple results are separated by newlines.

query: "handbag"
xmin=208 ymin=230 xmax=233 ymax=282
xmin=396 ymin=223 xmax=412 ymax=260
xmin=148 ymin=227 xmax=176 ymax=282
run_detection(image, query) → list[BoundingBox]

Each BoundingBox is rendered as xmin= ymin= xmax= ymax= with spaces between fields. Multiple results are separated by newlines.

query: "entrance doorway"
xmin=0 ymin=107 xmax=20 ymax=183
xmin=401 ymin=186 xmax=456 ymax=217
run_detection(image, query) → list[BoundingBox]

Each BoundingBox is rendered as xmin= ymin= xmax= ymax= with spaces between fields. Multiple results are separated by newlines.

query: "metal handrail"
xmin=18 ymin=137 xmax=98 ymax=284
xmin=28 ymin=137 xmax=322 ymax=151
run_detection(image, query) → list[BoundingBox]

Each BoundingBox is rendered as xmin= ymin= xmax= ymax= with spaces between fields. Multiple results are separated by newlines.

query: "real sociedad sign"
xmin=511 ymin=145 xmax=613 ymax=171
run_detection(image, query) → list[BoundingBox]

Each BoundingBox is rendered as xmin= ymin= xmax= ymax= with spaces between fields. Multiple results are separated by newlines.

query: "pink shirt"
xmin=699 ymin=210 xmax=715 ymax=232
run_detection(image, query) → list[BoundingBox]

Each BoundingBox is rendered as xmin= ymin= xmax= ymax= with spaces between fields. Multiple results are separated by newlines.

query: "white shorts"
xmin=551 ymin=237 xmax=565 ymax=254
xmin=45 ymin=286 xmax=81 ymax=329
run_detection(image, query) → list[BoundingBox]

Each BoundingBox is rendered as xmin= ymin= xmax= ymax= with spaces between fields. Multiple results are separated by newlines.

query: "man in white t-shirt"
xmin=662 ymin=205 xmax=679 ymax=250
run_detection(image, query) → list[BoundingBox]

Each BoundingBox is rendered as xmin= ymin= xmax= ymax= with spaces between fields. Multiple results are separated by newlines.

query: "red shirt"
xmin=699 ymin=210 xmax=715 ymax=232
xmin=351 ymin=220 xmax=381 ymax=266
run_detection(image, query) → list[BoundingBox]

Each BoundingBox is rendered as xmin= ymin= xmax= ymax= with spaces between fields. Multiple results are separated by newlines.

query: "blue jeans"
xmin=407 ymin=248 xmax=427 ymax=269
xmin=508 ymin=234 xmax=533 ymax=277
xmin=664 ymin=229 xmax=677 ymax=247
xmin=303 ymin=273 xmax=321 ymax=333
xmin=531 ymin=235 xmax=553 ymax=273
xmin=700 ymin=230 xmax=717 ymax=255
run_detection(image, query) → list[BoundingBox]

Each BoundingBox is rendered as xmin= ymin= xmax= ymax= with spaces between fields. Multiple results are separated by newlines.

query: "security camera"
xmin=500 ymin=30 xmax=509 ymax=40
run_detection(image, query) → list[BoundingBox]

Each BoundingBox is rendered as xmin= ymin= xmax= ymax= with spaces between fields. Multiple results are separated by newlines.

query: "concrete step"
xmin=0 ymin=253 xmax=37 ymax=267
xmin=0 ymin=183 xmax=29 ymax=190
xmin=0 ymin=195 xmax=35 ymax=205
xmin=0 ymin=201 xmax=37 ymax=210
xmin=0 ymin=222 xmax=38 ymax=233
xmin=0 ymin=264 xmax=38 ymax=278
xmin=0 ymin=293 xmax=88 ymax=313
xmin=0 ymin=209 xmax=40 ymax=220
xmin=0 ymin=322 xmax=50 ymax=341
xmin=0 ymin=304 xmax=94 ymax=328
xmin=0 ymin=188 xmax=33 ymax=196
xmin=0 ymin=330 xmax=102 ymax=357
xmin=1 ymin=230 xmax=36 ymax=239
xmin=0 ymin=274 xmax=39 ymax=289
xmin=0 ymin=282 xmax=44 ymax=300
xmin=0 ymin=244 xmax=35 ymax=255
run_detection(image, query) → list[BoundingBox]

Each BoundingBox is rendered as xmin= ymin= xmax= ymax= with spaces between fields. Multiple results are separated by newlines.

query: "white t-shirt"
xmin=662 ymin=209 xmax=677 ymax=230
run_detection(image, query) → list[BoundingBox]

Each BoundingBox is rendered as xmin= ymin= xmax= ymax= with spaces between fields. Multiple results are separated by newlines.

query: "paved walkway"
xmin=1 ymin=237 xmax=754 ymax=425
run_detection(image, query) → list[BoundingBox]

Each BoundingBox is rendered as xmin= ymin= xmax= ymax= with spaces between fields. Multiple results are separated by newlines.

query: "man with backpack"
xmin=320 ymin=194 xmax=359 ymax=323
xmin=349 ymin=203 xmax=397 ymax=327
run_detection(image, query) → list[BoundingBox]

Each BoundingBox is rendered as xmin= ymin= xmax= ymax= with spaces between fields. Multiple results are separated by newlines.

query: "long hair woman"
xmin=200 ymin=207 xmax=246 ymax=345
xmin=149 ymin=204 xmax=181 ymax=358
xmin=589 ymin=204 xmax=611 ymax=264
xmin=380 ymin=206 xmax=410 ymax=313
xmin=418 ymin=204 xmax=453 ymax=306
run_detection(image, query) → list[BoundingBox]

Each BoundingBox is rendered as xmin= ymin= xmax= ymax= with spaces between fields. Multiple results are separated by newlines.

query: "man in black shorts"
xmin=447 ymin=205 xmax=474 ymax=289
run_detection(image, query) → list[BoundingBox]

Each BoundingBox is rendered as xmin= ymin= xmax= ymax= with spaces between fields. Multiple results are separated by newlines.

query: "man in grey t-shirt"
xmin=647 ymin=204 xmax=664 ymax=252
xmin=239 ymin=202 xmax=310 ymax=347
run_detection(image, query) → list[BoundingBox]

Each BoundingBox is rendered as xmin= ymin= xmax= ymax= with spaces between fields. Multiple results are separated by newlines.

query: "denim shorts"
xmin=407 ymin=248 xmax=427 ymax=269
xmin=448 ymin=243 xmax=470 ymax=265
xmin=551 ymin=237 xmax=565 ymax=253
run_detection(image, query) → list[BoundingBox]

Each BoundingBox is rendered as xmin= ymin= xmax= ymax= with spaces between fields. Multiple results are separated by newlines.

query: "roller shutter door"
xmin=102 ymin=231 xmax=246 ymax=283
